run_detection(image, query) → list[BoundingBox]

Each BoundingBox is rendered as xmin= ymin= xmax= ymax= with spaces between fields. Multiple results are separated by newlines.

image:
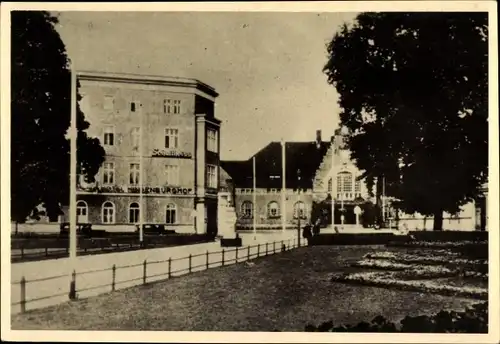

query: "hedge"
xmin=305 ymin=301 xmax=487 ymax=333
xmin=409 ymin=230 xmax=488 ymax=242
xmin=308 ymin=233 xmax=410 ymax=246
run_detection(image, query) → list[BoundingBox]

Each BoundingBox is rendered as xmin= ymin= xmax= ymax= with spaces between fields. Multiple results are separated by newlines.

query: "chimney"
xmin=316 ymin=130 xmax=322 ymax=143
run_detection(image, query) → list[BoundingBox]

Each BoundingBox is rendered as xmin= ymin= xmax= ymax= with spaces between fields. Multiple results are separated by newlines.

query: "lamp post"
xmin=297 ymin=169 xmax=301 ymax=247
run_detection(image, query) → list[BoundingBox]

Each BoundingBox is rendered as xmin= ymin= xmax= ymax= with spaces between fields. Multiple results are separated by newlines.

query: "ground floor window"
xmin=294 ymin=201 xmax=306 ymax=219
xmin=102 ymin=201 xmax=115 ymax=224
xmin=166 ymin=203 xmax=177 ymax=224
xmin=76 ymin=201 xmax=88 ymax=223
xmin=267 ymin=201 xmax=280 ymax=218
xmin=241 ymin=201 xmax=253 ymax=218
xmin=129 ymin=202 xmax=140 ymax=223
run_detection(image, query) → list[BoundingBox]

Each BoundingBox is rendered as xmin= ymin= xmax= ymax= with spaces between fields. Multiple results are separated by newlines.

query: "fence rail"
xmin=12 ymin=237 xmax=304 ymax=314
xmin=11 ymin=234 xmax=216 ymax=262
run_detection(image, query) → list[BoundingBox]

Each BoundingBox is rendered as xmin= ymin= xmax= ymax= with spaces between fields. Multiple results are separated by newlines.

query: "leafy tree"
xmin=11 ymin=11 xmax=105 ymax=223
xmin=323 ymin=12 xmax=488 ymax=230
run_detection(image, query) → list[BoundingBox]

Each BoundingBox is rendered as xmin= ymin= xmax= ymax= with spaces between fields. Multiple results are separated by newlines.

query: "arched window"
xmin=102 ymin=201 xmax=115 ymax=224
xmin=241 ymin=201 xmax=253 ymax=218
xmin=327 ymin=178 xmax=333 ymax=192
xmin=337 ymin=172 xmax=353 ymax=193
xmin=294 ymin=201 xmax=306 ymax=219
xmin=76 ymin=201 xmax=88 ymax=223
xmin=166 ymin=203 xmax=177 ymax=224
xmin=267 ymin=201 xmax=280 ymax=218
xmin=129 ymin=202 xmax=140 ymax=223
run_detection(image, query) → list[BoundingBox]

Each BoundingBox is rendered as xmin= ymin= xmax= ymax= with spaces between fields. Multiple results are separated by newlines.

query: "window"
xmin=294 ymin=201 xmax=306 ymax=219
xmin=206 ymin=165 xmax=217 ymax=188
xmin=104 ymin=126 xmax=114 ymax=146
xmin=337 ymin=172 xmax=353 ymax=192
xmin=129 ymin=202 xmax=140 ymax=223
xmin=328 ymin=178 xmax=333 ymax=192
xmin=354 ymin=179 xmax=361 ymax=196
xmin=163 ymin=99 xmax=171 ymax=114
xmin=165 ymin=203 xmax=177 ymax=224
xmin=163 ymin=99 xmax=181 ymax=114
xmin=207 ymin=129 xmax=218 ymax=153
xmin=165 ymin=165 xmax=179 ymax=185
xmin=103 ymin=162 xmax=115 ymax=185
xmin=241 ymin=201 xmax=253 ymax=218
xmin=129 ymin=163 xmax=140 ymax=185
xmin=131 ymin=127 xmax=140 ymax=150
xmin=102 ymin=201 xmax=115 ymax=224
xmin=267 ymin=201 xmax=280 ymax=218
xmin=173 ymin=100 xmax=181 ymax=114
xmin=165 ymin=128 xmax=179 ymax=149
xmin=103 ymin=96 xmax=114 ymax=110
xmin=76 ymin=201 xmax=88 ymax=221
xmin=130 ymin=101 xmax=137 ymax=112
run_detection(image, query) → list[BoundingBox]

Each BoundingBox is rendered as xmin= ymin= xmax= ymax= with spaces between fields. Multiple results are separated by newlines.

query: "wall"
xmin=234 ymin=188 xmax=313 ymax=227
xmin=79 ymin=79 xmax=197 ymax=191
xmin=61 ymin=195 xmax=196 ymax=227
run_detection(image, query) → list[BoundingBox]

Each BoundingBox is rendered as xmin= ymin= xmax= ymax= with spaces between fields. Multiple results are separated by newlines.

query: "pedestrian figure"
xmin=302 ymin=223 xmax=312 ymax=245
xmin=312 ymin=219 xmax=320 ymax=236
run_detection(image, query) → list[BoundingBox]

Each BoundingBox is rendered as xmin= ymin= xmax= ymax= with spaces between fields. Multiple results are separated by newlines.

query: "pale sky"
xmin=54 ymin=11 xmax=357 ymax=160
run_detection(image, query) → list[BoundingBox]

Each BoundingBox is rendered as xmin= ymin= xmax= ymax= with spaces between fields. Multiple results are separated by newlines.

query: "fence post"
xmin=273 ymin=241 xmax=276 ymax=254
xmin=21 ymin=247 xmax=24 ymax=260
xmin=20 ymin=277 xmax=26 ymax=313
xmin=247 ymin=245 xmax=251 ymax=260
xmin=168 ymin=257 xmax=172 ymax=278
xmin=257 ymin=244 xmax=260 ymax=257
xmin=222 ymin=249 xmax=225 ymax=266
xmin=235 ymin=247 xmax=239 ymax=263
xmin=288 ymin=239 xmax=291 ymax=250
xmin=143 ymin=260 xmax=147 ymax=285
xmin=265 ymin=243 xmax=268 ymax=256
xmin=188 ymin=254 xmax=192 ymax=273
xmin=69 ymin=270 xmax=77 ymax=300
xmin=111 ymin=264 xmax=116 ymax=292
xmin=45 ymin=246 xmax=48 ymax=257
xmin=281 ymin=240 xmax=284 ymax=252
xmin=206 ymin=250 xmax=209 ymax=270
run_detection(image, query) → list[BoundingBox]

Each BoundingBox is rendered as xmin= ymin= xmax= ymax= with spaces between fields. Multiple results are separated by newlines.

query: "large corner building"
xmin=62 ymin=71 xmax=221 ymax=235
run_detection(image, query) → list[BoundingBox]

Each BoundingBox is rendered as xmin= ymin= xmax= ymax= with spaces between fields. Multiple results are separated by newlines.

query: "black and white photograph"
xmin=1 ymin=2 xmax=498 ymax=342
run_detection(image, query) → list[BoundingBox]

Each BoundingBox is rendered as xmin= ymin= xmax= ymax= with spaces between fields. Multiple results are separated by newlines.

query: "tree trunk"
xmin=433 ymin=209 xmax=443 ymax=231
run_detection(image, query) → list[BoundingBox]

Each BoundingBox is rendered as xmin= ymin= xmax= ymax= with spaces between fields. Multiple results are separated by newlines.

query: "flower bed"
xmin=364 ymin=251 xmax=487 ymax=267
xmin=331 ymin=271 xmax=487 ymax=300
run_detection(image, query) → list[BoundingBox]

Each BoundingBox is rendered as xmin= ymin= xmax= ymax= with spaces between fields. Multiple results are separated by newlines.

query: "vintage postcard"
xmin=1 ymin=1 xmax=498 ymax=343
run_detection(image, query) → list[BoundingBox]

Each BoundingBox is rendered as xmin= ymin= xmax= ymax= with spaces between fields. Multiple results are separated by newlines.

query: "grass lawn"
xmin=11 ymin=245 xmax=480 ymax=331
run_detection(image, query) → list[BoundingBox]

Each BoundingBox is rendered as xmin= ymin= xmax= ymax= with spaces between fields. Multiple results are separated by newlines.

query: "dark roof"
xmin=221 ymin=141 xmax=330 ymax=189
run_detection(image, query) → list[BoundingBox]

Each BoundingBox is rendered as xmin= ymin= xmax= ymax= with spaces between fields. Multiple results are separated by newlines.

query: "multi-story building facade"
xmin=61 ymin=71 xmax=221 ymax=235
xmin=221 ymin=130 xmax=371 ymax=229
xmin=223 ymin=129 xmax=488 ymax=231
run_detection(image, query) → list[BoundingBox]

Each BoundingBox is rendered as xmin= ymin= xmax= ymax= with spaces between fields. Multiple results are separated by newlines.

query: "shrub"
xmin=305 ymin=301 xmax=488 ymax=333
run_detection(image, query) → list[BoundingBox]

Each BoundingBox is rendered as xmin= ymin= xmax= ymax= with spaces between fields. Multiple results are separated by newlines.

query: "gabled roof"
xmin=221 ymin=141 xmax=330 ymax=189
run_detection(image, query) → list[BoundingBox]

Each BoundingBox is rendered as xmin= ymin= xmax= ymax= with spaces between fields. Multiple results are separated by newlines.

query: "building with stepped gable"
xmin=221 ymin=130 xmax=372 ymax=230
xmin=222 ymin=129 xmax=488 ymax=232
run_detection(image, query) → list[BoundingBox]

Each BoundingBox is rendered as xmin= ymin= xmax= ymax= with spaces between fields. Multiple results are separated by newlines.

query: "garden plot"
xmin=331 ymin=246 xmax=488 ymax=300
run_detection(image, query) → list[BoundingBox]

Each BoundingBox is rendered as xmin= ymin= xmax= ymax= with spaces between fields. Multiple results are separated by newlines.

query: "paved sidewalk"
xmin=11 ymin=232 xmax=302 ymax=314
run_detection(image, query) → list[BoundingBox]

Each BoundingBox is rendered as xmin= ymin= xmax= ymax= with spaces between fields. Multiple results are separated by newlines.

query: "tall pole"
xmin=330 ymin=143 xmax=335 ymax=229
xmin=382 ymin=175 xmax=386 ymax=227
xmin=139 ymin=103 xmax=144 ymax=243
xmin=297 ymin=170 xmax=301 ymax=247
xmin=281 ymin=139 xmax=286 ymax=234
xmin=341 ymin=174 xmax=344 ymax=226
xmin=252 ymin=156 xmax=256 ymax=240
xmin=69 ymin=65 xmax=77 ymax=297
